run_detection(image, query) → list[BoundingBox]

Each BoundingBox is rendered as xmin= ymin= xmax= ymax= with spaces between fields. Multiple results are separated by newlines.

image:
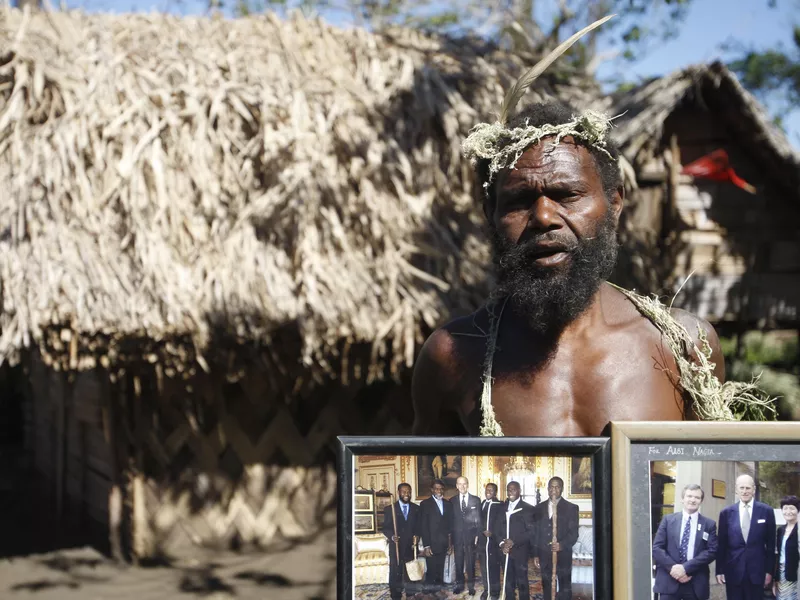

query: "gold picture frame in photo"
xmin=611 ymin=421 xmax=800 ymax=600
xmin=354 ymin=488 xmax=375 ymax=512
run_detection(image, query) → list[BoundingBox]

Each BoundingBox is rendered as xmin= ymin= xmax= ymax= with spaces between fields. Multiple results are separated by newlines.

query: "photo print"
xmin=338 ymin=436 xmax=611 ymax=600
xmin=611 ymin=421 xmax=800 ymax=600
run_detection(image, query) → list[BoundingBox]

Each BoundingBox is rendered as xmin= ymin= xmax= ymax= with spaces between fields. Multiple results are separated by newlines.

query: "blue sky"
xmin=64 ymin=0 xmax=800 ymax=148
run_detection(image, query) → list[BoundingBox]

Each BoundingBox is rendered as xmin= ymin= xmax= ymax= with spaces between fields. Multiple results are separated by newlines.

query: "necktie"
xmin=742 ymin=503 xmax=751 ymax=542
xmin=462 ymin=496 xmax=467 ymax=514
xmin=402 ymin=503 xmax=408 ymax=520
xmin=679 ymin=516 xmax=691 ymax=563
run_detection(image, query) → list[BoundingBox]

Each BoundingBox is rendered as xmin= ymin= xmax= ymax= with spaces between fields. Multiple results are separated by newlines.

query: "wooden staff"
xmin=551 ymin=504 xmax=558 ymax=600
xmin=485 ymin=501 xmax=494 ymax=598
xmin=500 ymin=508 xmax=521 ymax=600
xmin=390 ymin=493 xmax=400 ymax=566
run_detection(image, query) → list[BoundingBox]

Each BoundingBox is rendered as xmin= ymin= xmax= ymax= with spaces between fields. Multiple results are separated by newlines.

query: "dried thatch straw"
xmin=0 ymin=7 xmax=605 ymax=377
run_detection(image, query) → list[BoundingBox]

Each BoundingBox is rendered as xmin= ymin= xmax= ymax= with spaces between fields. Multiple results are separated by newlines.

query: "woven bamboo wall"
xmin=116 ymin=360 xmax=414 ymax=560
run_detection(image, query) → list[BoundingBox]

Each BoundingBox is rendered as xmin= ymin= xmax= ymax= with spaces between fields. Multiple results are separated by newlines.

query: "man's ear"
xmin=609 ymin=184 xmax=624 ymax=226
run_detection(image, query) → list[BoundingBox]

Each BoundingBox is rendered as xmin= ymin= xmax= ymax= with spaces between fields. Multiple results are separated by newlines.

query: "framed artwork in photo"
xmin=338 ymin=435 xmax=612 ymax=600
xmin=610 ymin=421 xmax=800 ymax=600
xmin=354 ymin=489 xmax=375 ymax=512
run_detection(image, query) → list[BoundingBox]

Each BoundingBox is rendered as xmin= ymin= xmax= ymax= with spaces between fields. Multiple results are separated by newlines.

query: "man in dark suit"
xmin=652 ymin=483 xmax=718 ymax=600
xmin=479 ymin=483 xmax=504 ymax=600
xmin=532 ymin=477 xmax=579 ymax=600
xmin=716 ymin=474 xmax=776 ymax=600
xmin=382 ymin=483 xmax=421 ymax=600
xmin=497 ymin=481 xmax=536 ymax=600
xmin=419 ymin=478 xmax=454 ymax=593
xmin=451 ymin=476 xmax=482 ymax=594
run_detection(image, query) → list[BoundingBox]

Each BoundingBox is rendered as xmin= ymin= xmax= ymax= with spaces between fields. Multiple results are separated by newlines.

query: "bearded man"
xmin=411 ymin=99 xmax=728 ymax=438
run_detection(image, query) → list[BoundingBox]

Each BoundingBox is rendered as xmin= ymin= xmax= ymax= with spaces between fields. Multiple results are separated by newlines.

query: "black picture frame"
xmin=337 ymin=436 xmax=612 ymax=600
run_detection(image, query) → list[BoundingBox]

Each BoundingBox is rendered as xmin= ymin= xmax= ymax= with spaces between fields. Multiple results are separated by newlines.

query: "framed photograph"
xmin=569 ymin=456 xmax=593 ymax=498
xmin=611 ymin=421 xmax=800 ymax=600
xmin=338 ymin=436 xmax=612 ymax=600
xmin=354 ymin=513 xmax=376 ymax=534
xmin=354 ymin=489 xmax=374 ymax=512
xmin=711 ymin=478 xmax=726 ymax=499
xmin=415 ymin=454 xmax=463 ymax=500
xmin=375 ymin=490 xmax=393 ymax=530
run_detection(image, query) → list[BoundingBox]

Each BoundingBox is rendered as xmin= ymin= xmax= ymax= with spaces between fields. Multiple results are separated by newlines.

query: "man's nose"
xmin=527 ymin=196 xmax=561 ymax=231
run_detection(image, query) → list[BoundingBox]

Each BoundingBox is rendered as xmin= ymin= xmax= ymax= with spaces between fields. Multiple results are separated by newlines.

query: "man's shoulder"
xmin=414 ymin=308 xmax=491 ymax=372
xmin=754 ymin=500 xmax=775 ymax=513
xmin=699 ymin=513 xmax=716 ymax=527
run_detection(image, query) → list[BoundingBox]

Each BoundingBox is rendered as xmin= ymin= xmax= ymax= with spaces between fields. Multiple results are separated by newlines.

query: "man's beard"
xmin=489 ymin=211 xmax=618 ymax=336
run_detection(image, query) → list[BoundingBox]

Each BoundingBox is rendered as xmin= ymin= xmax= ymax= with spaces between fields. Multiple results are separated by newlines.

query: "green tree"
xmin=728 ymin=25 xmax=800 ymax=130
xmin=238 ymin=0 xmax=698 ymax=73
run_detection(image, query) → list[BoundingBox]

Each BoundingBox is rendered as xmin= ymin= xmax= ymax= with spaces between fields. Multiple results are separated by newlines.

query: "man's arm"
xmin=716 ymin=508 xmax=728 ymax=578
xmin=562 ymin=503 xmax=580 ymax=548
xmin=652 ymin=515 xmax=676 ymax=569
xmin=765 ymin=506 xmax=777 ymax=576
xmin=382 ymin=505 xmax=395 ymax=540
xmin=411 ymin=329 xmax=465 ymax=435
xmin=684 ymin=519 xmax=718 ymax=574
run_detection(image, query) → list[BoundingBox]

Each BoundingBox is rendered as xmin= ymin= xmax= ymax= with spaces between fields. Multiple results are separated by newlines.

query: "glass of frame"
xmin=611 ymin=421 xmax=800 ymax=600
xmin=338 ymin=436 xmax=611 ymax=600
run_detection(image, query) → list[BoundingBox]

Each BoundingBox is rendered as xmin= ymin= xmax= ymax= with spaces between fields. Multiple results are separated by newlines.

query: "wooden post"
xmin=103 ymin=376 xmax=125 ymax=562
xmin=130 ymin=374 xmax=148 ymax=563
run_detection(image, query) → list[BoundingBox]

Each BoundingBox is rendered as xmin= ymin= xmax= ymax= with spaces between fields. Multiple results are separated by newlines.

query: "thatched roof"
xmin=609 ymin=61 xmax=800 ymax=195
xmin=0 ymin=7 xmax=602 ymax=377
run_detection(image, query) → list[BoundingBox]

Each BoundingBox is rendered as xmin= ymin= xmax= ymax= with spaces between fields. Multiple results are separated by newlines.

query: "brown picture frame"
xmin=711 ymin=478 xmax=726 ymax=499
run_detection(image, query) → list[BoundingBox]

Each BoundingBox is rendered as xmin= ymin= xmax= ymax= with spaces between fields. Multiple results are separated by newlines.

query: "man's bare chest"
xmin=455 ymin=334 xmax=685 ymax=436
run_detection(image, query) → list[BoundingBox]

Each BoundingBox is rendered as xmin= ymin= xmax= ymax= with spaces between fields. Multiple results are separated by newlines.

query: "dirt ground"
xmin=0 ymin=529 xmax=337 ymax=600
xmin=0 ymin=448 xmax=336 ymax=600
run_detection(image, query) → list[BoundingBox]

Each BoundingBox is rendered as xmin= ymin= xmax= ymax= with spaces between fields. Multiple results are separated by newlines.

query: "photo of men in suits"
xmin=497 ymin=481 xmax=536 ymax=600
xmin=451 ymin=476 xmax=482 ymax=595
xmin=480 ymin=483 xmax=503 ymax=600
xmin=533 ymin=476 xmax=579 ymax=600
xmin=419 ymin=478 xmax=454 ymax=593
xmin=652 ymin=483 xmax=718 ymax=600
xmin=715 ymin=474 xmax=776 ymax=600
xmin=381 ymin=482 xmax=421 ymax=600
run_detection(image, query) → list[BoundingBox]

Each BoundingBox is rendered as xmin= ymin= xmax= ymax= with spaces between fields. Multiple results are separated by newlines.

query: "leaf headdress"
xmin=462 ymin=14 xmax=617 ymax=186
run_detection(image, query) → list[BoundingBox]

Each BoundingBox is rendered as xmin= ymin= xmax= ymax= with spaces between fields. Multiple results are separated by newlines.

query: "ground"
xmin=0 ymin=529 xmax=336 ymax=600
xmin=0 ymin=447 xmax=336 ymax=600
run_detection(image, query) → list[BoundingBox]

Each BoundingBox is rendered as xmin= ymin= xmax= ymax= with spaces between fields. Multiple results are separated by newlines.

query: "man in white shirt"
xmin=450 ymin=476 xmax=482 ymax=594
xmin=532 ymin=477 xmax=579 ymax=600
xmin=652 ymin=484 xmax=718 ymax=600
xmin=716 ymin=474 xmax=776 ymax=600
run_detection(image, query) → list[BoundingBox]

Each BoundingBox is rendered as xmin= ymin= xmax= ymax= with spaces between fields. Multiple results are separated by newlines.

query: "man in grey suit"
xmin=451 ymin=476 xmax=483 ymax=595
xmin=652 ymin=484 xmax=718 ymax=600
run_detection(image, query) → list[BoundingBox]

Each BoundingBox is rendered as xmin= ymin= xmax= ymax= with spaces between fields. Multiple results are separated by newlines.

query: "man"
xmin=479 ymin=483 xmax=504 ymax=600
xmin=716 ymin=474 xmax=776 ymax=600
xmin=532 ymin=477 xmax=579 ymax=600
xmin=497 ymin=481 xmax=535 ymax=600
xmin=382 ymin=483 xmax=421 ymax=600
xmin=410 ymin=100 xmax=728 ymax=437
xmin=652 ymin=484 xmax=718 ymax=600
xmin=450 ymin=476 xmax=482 ymax=595
xmin=419 ymin=478 xmax=454 ymax=594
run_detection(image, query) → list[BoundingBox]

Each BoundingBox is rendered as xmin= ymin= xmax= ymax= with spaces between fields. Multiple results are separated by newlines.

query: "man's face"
xmin=485 ymin=485 xmax=497 ymax=501
xmin=489 ymin=139 xmax=621 ymax=334
xmin=548 ymin=479 xmax=563 ymax=502
xmin=507 ymin=483 xmax=521 ymax=502
xmin=737 ymin=476 xmax=755 ymax=503
xmin=682 ymin=489 xmax=703 ymax=513
xmin=399 ymin=485 xmax=412 ymax=504
xmin=431 ymin=482 xmax=445 ymax=498
xmin=456 ymin=477 xmax=468 ymax=495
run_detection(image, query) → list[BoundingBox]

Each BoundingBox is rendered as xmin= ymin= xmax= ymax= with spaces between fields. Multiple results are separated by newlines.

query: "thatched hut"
xmin=0 ymin=7 xmax=607 ymax=560
xmin=609 ymin=62 xmax=800 ymax=331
